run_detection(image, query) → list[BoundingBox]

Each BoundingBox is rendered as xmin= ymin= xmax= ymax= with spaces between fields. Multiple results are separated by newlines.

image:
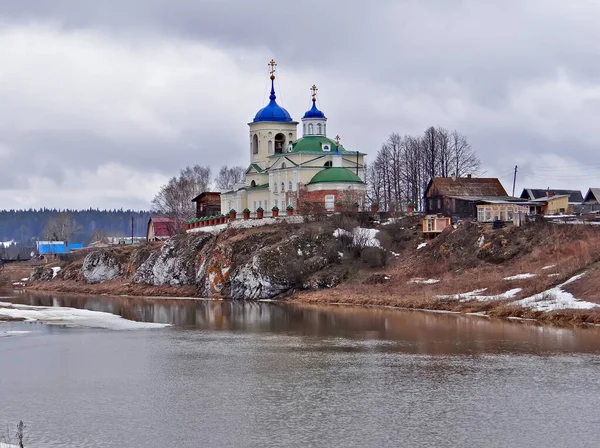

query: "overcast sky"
xmin=2 ymin=0 xmax=600 ymax=210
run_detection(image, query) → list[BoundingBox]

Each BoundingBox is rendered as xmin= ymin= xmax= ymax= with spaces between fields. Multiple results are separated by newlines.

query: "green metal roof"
xmin=308 ymin=168 xmax=364 ymax=185
xmin=266 ymin=136 xmax=364 ymax=156
xmin=247 ymin=182 xmax=269 ymax=190
xmin=247 ymin=163 xmax=265 ymax=173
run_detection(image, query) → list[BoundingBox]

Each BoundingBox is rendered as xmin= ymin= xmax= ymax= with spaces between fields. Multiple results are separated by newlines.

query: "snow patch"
xmin=333 ymin=227 xmax=380 ymax=248
xmin=513 ymin=273 xmax=598 ymax=312
xmin=417 ymin=242 xmax=427 ymax=250
xmin=409 ymin=278 xmax=440 ymax=284
xmin=542 ymin=265 xmax=556 ymax=270
xmin=504 ymin=273 xmax=536 ymax=281
xmin=51 ymin=266 xmax=61 ymax=278
xmin=438 ymin=288 xmax=522 ymax=302
xmin=187 ymin=216 xmax=305 ymax=235
xmin=0 ymin=302 xmax=171 ymax=330
xmin=477 ymin=235 xmax=485 ymax=248
xmin=548 ymin=273 xmax=561 ymax=278
xmin=1 ymin=240 xmax=14 ymax=248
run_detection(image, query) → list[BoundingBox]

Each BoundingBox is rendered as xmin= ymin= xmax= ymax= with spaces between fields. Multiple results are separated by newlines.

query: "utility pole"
xmin=512 ymin=165 xmax=518 ymax=197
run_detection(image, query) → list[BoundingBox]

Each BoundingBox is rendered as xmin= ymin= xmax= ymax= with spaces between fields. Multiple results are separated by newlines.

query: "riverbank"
xmin=7 ymin=217 xmax=600 ymax=326
xmin=290 ymin=222 xmax=600 ymax=325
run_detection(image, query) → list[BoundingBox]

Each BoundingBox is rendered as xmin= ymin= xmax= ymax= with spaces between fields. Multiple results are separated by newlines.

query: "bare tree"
xmin=368 ymin=127 xmax=481 ymax=213
xmin=450 ymin=130 xmax=480 ymax=177
xmin=43 ymin=213 xmax=82 ymax=242
xmin=215 ymin=165 xmax=245 ymax=190
xmin=151 ymin=165 xmax=211 ymax=225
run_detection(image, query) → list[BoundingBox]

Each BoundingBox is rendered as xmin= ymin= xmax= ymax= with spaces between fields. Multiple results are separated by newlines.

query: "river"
xmin=1 ymin=290 xmax=600 ymax=448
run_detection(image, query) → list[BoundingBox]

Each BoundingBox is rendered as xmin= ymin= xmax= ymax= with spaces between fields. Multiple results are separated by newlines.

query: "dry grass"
xmin=291 ymin=223 xmax=600 ymax=326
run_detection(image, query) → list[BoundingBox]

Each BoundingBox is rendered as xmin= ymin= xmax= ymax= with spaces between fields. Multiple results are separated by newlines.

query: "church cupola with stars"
xmin=302 ymin=85 xmax=327 ymax=137
xmin=248 ymin=59 xmax=298 ymax=168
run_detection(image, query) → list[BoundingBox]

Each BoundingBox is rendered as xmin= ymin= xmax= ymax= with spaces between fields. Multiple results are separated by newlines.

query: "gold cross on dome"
xmin=335 ymin=135 xmax=341 ymax=144
xmin=311 ymin=84 xmax=318 ymax=101
xmin=268 ymin=59 xmax=277 ymax=76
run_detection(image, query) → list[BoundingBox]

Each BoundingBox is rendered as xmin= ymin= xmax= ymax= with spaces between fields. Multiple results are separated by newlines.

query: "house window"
xmin=484 ymin=210 xmax=491 ymax=222
xmin=288 ymin=197 xmax=293 ymax=207
xmin=477 ymin=208 xmax=484 ymax=222
xmin=437 ymin=198 xmax=441 ymax=210
xmin=253 ymin=201 xmax=257 ymax=211
xmin=289 ymin=181 xmax=293 ymax=191
xmin=281 ymin=182 xmax=285 ymax=192
xmin=325 ymin=195 xmax=335 ymax=211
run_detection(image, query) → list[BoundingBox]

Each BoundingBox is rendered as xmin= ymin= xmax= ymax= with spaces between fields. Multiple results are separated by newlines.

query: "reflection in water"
xmin=5 ymin=289 xmax=600 ymax=354
xmin=1 ymin=290 xmax=600 ymax=448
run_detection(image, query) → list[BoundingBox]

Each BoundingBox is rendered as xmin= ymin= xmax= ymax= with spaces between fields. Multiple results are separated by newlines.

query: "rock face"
xmin=31 ymin=222 xmax=353 ymax=300
xmin=82 ymin=250 xmax=122 ymax=284
xmin=134 ymin=233 xmax=213 ymax=286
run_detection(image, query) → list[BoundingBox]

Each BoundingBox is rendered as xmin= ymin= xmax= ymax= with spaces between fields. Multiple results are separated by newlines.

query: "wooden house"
xmin=424 ymin=176 xmax=510 ymax=219
xmin=582 ymin=188 xmax=600 ymax=213
xmin=146 ymin=217 xmax=176 ymax=241
xmin=520 ymin=188 xmax=583 ymax=214
xmin=191 ymin=192 xmax=221 ymax=218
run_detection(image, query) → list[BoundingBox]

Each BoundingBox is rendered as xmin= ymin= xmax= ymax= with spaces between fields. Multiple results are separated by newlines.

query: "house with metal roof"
xmin=520 ymin=188 xmax=584 ymax=213
xmin=220 ymin=60 xmax=366 ymax=215
xmin=424 ymin=175 xmax=514 ymax=219
xmin=582 ymin=188 xmax=600 ymax=213
xmin=146 ymin=217 xmax=176 ymax=241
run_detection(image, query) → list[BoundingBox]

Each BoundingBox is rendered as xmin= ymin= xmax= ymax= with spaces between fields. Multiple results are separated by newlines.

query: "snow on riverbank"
xmin=438 ymin=288 xmax=522 ymax=302
xmin=504 ymin=273 xmax=536 ymax=281
xmin=409 ymin=278 xmax=440 ymax=284
xmin=0 ymin=302 xmax=170 ymax=330
xmin=512 ymin=273 xmax=599 ymax=312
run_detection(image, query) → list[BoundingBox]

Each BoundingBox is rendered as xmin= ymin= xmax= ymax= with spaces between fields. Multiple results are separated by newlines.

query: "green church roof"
xmin=308 ymin=167 xmax=364 ymax=185
xmin=268 ymin=135 xmax=363 ymax=156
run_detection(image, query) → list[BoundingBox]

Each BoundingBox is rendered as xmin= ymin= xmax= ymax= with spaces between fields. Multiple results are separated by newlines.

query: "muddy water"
xmin=1 ymin=289 xmax=600 ymax=448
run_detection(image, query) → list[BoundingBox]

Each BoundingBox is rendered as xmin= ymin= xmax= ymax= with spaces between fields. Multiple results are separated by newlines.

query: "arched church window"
xmin=289 ymin=181 xmax=293 ymax=191
xmin=317 ymin=123 xmax=322 ymax=134
xmin=303 ymin=124 xmax=306 ymax=135
xmin=268 ymin=140 xmax=272 ymax=153
xmin=281 ymin=162 xmax=286 ymax=169
xmin=251 ymin=180 xmax=256 ymax=187
xmin=324 ymin=161 xmax=332 ymax=168
xmin=274 ymin=182 xmax=277 ymax=193
xmin=281 ymin=182 xmax=285 ymax=192
xmin=308 ymin=124 xmax=314 ymax=135
xmin=274 ymin=133 xmax=285 ymax=154
xmin=252 ymin=134 xmax=259 ymax=154
xmin=323 ymin=124 xmax=326 ymax=135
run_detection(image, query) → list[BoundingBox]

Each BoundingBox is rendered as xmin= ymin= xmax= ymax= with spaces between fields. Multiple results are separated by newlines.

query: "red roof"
xmin=149 ymin=216 xmax=175 ymax=237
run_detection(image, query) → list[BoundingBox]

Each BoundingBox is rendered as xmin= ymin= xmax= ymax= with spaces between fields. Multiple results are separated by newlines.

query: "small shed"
xmin=422 ymin=215 xmax=451 ymax=234
xmin=191 ymin=192 xmax=221 ymax=218
xmin=147 ymin=217 xmax=176 ymax=241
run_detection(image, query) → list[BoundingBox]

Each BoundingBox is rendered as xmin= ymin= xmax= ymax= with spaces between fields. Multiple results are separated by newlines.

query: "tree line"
xmin=152 ymin=165 xmax=245 ymax=225
xmin=367 ymin=126 xmax=481 ymax=212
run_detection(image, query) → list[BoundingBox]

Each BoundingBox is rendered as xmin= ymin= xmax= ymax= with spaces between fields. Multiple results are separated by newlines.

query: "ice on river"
xmin=0 ymin=302 xmax=170 ymax=330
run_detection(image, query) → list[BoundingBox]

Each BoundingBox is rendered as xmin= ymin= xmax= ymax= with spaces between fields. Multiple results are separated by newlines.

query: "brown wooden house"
xmin=424 ymin=176 xmax=510 ymax=219
xmin=191 ymin=191 xmax=221 ymax=218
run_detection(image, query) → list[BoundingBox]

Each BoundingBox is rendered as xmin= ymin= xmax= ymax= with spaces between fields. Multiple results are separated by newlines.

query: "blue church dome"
xmin=302 ymin=101 xmax=326 ymax=119
xmin=253 ymin=79 xmax=293 ymax=123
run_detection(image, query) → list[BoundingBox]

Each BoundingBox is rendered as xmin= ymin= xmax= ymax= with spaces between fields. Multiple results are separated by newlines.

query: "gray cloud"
xmin=2 ymin=0 xmax=600 ymax=209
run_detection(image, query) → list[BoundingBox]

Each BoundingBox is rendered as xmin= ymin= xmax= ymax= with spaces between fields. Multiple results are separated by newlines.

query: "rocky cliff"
xmin=28 ymin=219 xmax=365 ymax=300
